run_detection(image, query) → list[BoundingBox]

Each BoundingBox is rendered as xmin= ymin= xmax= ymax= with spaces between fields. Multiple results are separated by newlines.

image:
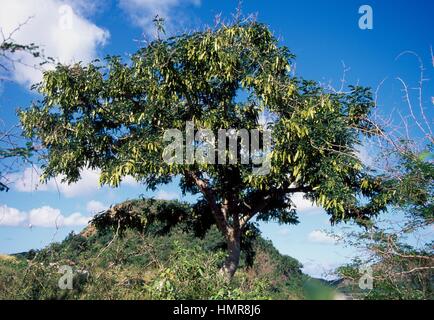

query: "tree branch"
xmin=239 ymin=185 xmax=312 ymax=228
xmin=184 ymin=170 xmax=229 ymax=234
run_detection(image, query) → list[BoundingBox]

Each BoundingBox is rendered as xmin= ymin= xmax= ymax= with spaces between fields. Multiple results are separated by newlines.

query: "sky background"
xmin=0 ymin=0 xmax=433 ymax=279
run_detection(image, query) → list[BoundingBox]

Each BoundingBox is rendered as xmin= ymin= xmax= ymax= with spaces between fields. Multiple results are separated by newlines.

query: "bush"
xmin=146 ymin=241 xmax=271 ymax=300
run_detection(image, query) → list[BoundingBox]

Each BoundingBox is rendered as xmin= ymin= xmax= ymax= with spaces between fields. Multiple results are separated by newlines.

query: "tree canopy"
xmin=19 ymin=20 xmax=392 ymax=278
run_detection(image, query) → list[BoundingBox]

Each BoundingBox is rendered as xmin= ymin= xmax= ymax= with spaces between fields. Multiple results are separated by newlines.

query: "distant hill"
xmin=0 ymin=198 xmax=338 ymax=300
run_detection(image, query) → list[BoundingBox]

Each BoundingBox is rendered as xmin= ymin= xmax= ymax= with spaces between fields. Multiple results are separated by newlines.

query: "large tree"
xmin=19 ymin=21 xmax=392 ymax=278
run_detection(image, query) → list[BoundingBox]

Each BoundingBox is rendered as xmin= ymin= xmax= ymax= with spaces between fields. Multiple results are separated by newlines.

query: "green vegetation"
xmin=19 ymin=18 xmax=391 ymax=279
xmin=4 ymin=17 xmax=431 ymax=300
xmin=335 ymin=111 xmax=434 ymax=300
xmin=336 ymin=148 xmax=433 ymax=300
xmin=0 ymin=198 xmax=337 ymax=300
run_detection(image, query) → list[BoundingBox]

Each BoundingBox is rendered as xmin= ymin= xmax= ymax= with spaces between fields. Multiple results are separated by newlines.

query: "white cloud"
xmin=0 ymin=0 xmax=109 ymax=86
xmin=8 ymin=166 xmax=101 ymax=198
xmin=0 ymin=205 xmax=27 ymax=226
xmin=121 ymin=175 xmax=139 ymax=187
xmin=307 ymin=230 xmax=338 ymax=245
xmin=28 ymin=206 xmax=90 ymax=227
xmin=7 ymin=166 xmax=139 ymax=198
xmin=155 ymin=190 xmax=179 ymax=200
xmin=66 ymin=0 xmax=108 ymax=17
xmin=9 ymin=167 xmax=49 ymax=192
xmin=86 ymin=200 xmax=108 ymax=214
xmin=290 ymin=193 xmax=321 ymax=214
xmin=0 ymin=204 xmax=90 ymax=228
xmin=356 ymin=142 xmax=375 ymax=167
xmin=28 ymin=206 xmax=63 ymax=227
xmin=62 ymin=211 xmax=91 ymax=226
xmin=119 ymin=0 xmax=200 ymax=36
xmin=301 ymin=260 xmax=340 ymax=280
xmin=54 ymin=168 xmax=102 ymax=198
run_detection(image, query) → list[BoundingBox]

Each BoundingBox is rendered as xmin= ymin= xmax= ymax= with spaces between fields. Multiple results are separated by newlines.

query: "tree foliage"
xmin=19 ymin=20 xmax=391 ymax=277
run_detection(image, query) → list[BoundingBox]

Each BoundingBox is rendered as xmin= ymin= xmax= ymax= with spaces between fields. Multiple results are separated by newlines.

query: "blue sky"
xmin=0 ymin=0 xmax=433 ymax=279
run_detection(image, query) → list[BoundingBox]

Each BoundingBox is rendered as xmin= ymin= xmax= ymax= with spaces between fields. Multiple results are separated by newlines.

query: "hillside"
xmin=0 ymin=198 xmax=337 ymax=300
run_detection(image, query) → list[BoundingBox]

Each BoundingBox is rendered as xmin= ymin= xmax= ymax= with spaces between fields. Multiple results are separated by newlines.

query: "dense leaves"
xmin=19 ymin=20 xmax=391 ymax=276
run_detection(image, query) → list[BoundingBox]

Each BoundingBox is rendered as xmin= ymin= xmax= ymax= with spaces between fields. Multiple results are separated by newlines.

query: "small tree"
xmin=337 ymin=149 xmax=433 ymax=299
xmin=0 ymin=19 xmax=43 ymax=191
xmin=19 ymin=20 xmax=391 ymax=278
xmin=337 ymin=49 xmax=433 ymax=299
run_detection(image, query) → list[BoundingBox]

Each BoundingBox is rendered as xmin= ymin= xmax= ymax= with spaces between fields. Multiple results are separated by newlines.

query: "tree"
xmin=0 ymin=19 xmax=43 ymax=191
xmin=19 ymin=20 xmax=392 ymax=279
xmin=336 ymin=49 xmax=433 ymax=299
xmin=337 ymin=148 xmax=433 ymax=299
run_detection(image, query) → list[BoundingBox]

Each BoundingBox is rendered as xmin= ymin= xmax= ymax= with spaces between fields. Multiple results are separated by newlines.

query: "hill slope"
xmin=0 ymin=198 xmax=337 ymax=300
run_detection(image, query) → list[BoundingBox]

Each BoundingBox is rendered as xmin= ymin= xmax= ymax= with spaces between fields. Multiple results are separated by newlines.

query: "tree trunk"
xmin=220 ymin=228 xmax=241 ymax=280
xmin=185 ymin=171 xmax=243 ymax=280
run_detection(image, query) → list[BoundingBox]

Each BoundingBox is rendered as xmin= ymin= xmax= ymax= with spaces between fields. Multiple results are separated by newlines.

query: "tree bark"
xmin=186 ymin=170 xmax=314 ymax=280
xmin=220 ymin=227 xmax=241 ymax=280
xmin=185 ymin=171 xmax=243 ymax=280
